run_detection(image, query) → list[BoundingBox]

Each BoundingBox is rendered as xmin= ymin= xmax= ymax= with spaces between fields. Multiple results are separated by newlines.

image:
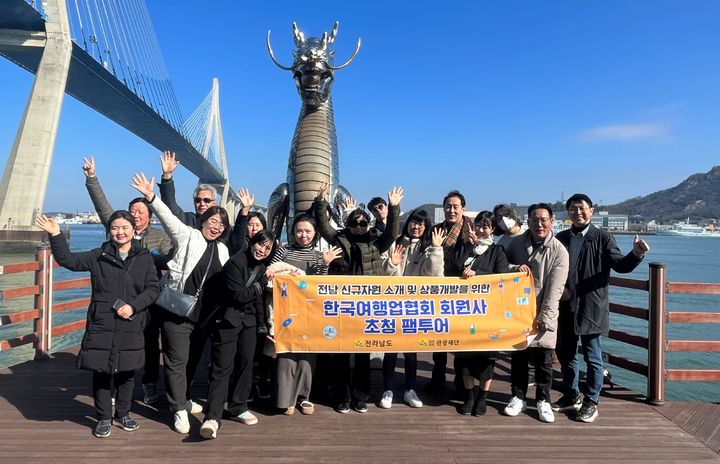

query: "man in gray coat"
xmin=504 ymin=203 xmax=569 ymax=423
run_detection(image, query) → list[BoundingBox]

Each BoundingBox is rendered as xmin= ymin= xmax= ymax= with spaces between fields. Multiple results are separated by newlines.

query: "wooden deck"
xmin=1 ymin=351 xmax=719 ymax=463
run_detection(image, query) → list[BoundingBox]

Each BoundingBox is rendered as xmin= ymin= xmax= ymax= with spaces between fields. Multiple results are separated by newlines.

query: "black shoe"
xmin=457 ymin=397 xmax=473 ymax=415
xmin=93 ymin=419 xmax=112 ymax=438
xmin=335 ymin=402 xmax=351 ymax=414
xmin=115 ymin=415 xmax=139 ymax=432
xmin=353 ymin=401 xmax=368 ymax=413
xmin=473 ymin=400 xmax=487 ymax=416
xmin=576 ymin=398 xmax=599 ymax=423
xmin=551 ymin=394 xmax=583 ymax=412
xmin=256 ymin=381 xmax=271 ymax=400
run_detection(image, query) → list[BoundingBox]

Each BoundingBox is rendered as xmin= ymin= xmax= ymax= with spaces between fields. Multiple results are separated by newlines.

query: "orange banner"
xmin=272 ymin=272 xmax=537 ymax=353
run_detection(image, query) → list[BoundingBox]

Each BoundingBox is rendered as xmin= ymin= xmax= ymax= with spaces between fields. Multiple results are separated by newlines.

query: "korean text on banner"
xmin=272 ymin=272 xmax=537 ymax=353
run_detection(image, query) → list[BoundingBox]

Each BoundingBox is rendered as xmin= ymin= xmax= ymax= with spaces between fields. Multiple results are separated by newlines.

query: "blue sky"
xmin=1 ymin=1 xmax=719 ymax=214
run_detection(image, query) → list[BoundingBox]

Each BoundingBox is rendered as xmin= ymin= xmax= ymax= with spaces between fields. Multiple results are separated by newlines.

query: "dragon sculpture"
xmin=265 ymin=21 xmax=361 ymax=240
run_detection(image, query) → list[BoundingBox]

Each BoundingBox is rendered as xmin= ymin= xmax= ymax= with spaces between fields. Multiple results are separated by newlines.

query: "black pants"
xmin=510 ymin=347 xmax=553 ymax=402
xmin=205 ymin=320 xmax=257 ymax=422
xmin=382 ymin=353 xmax=417 ymax=392
xmin=93 ymin=370 xmax=134 ymax=420
xmin=161 ymin=316 xmax=208 ymax=413
xmin=431 ymin=352 xmax=463 ymax=391
xmin=332 ymin=353 xmax=370 ymax=404
xmin=142 ymin=306 xmax=162 ymax=385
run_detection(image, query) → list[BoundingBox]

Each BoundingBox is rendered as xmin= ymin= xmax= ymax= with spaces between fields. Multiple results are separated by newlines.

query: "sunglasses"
xmin=348 ymin=219 xmax=369 ymax=228
xmin=194 ymin=197 xmax=214 ymax=204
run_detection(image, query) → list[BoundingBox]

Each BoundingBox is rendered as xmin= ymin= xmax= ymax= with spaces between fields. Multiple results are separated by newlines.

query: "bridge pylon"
xmin=0 ymin=0 xmax=71 ymax=243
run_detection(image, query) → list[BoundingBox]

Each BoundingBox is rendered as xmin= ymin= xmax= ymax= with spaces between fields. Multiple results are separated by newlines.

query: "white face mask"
xmin=501 ymin=217 xmax=516 ymax=232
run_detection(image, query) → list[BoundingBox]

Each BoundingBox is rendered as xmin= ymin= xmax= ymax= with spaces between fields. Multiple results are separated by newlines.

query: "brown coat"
xmin=505 ymin=230 xmax=569 ymax=349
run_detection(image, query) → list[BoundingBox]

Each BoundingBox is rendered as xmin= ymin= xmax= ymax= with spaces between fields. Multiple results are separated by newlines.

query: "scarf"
xmin=464 ymin=237 xmax=494 ymax=268
xmin=443 ymin=216 xmax=469 ymax=248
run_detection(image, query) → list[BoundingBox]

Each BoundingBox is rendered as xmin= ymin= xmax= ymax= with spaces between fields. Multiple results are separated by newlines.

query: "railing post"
xmin=647 ymin=262 xmax=667 ymax=405
xmin=34 ymin=244 xmax=53 ymax=355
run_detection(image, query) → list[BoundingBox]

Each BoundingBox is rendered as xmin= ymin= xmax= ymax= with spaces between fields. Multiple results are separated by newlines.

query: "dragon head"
xmin=267 ymin=21 xmax=361 ymax=106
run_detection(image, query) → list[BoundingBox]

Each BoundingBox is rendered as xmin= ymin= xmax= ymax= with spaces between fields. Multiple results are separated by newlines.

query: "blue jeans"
xmin=557 ymin=329 xmax=604 ymax=404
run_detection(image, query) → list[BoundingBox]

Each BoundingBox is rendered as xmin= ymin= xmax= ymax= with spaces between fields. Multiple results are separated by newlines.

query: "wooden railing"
xmin=0 ymin=245 xmax=89 ymax=367
xmin=3 ymin=248 xmax=720 ymax=404
xmin=608 ymin=262 xmax=720 ymax=405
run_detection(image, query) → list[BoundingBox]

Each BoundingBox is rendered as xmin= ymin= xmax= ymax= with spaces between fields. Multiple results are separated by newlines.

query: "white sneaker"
xmin=187 ymin=399 xmax=203 ymax=414
xmin=403 ymin=389 xmax=423 ymax=408
xmin=379 ymin=390 xmax=393 ymax=409
xmin=199 ymin=419 xmax=218 ymax=439
xmin=173 ymin=410 xmax=190 ymax=434
xmin=503 ymin=396 xmax=527 ymax=417
xmin=537 ymin=399 xmax=555 ymax=423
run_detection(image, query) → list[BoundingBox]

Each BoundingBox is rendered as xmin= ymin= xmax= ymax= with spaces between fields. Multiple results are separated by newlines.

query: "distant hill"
xmin=607 ymin=166 xmax=720 ymax=222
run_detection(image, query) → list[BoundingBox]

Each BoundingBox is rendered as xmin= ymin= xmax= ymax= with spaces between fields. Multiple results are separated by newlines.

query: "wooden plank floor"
xmin=1 ymin=350 xmax=719 ymax=463
xmin=656 ymin=401 xmax=720 ymax=455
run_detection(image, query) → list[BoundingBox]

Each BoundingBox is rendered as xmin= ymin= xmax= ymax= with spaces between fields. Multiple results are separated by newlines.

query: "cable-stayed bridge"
xmin=0 ymin=0 xmax=237 ymax=241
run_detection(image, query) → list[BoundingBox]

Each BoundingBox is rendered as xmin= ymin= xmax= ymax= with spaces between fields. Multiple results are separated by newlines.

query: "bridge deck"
xmin=0 ymin=351 xmax=718 ymax=463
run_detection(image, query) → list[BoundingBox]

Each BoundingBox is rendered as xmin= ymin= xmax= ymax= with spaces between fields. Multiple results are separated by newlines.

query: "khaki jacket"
xmin=506 ymin=230 xmax=569 ymax=348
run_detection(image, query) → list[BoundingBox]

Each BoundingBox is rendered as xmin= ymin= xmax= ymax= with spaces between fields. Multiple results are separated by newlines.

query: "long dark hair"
xmin=398 ymin=208 xmax=433 ymax=253
xmin=198 ymin=206 xmax=230 ymax=240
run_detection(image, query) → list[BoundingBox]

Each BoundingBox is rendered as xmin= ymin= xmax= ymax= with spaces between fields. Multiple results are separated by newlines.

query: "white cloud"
xmin=578 ymin=123 xmax=669 ymax=141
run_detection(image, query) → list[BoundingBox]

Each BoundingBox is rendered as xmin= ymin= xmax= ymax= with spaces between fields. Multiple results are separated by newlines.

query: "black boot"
xmin=473 ymin=388 xmax=488 ymax=416
xmin=457 ymin=388 xmax=473 ymax=415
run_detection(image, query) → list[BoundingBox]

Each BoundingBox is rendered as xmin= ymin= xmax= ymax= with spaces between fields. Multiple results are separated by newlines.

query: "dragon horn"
xmin=292 ymin=22 xmax=305 ymax=46
xmin=328 ymin=21 xmax=339 ymax=44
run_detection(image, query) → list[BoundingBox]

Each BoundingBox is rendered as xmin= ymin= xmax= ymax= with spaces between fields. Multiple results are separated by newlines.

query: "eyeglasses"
xmin=529 ymin=217 xmax=553 ymax=225
xmin=206 ymin=219 xmax=225 ymax=229
xmin=568 ymin=206 xmax=591 ymax=213
xmin=371 ymin=204 xmax=385 ymax=213
xmin=194 ymin=197 xmax=214 ymax=204
xmin=348 ymin=219 xmax=369 ymax=228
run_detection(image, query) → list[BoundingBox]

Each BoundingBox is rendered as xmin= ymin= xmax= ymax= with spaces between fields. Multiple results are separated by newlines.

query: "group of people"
xmin=35 ymin=151 xmax=650 ymax=439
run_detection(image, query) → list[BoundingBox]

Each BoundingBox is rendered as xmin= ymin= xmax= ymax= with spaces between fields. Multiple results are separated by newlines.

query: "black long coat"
xmin=49 ymin=234 xmax=160 ymax=373
xmin=556 ymin=225 xmax=643 ymax=335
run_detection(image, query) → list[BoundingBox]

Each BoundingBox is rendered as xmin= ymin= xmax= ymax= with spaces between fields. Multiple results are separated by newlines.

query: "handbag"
xmin=156 ymin=240 xmax=215 ymax=319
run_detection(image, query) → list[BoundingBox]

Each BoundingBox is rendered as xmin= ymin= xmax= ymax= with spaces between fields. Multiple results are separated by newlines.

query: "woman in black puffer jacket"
xmin=199 ymin=230 xmax=275 ymax=439
xmin=36 ymin=211 xmax=159 ymax=439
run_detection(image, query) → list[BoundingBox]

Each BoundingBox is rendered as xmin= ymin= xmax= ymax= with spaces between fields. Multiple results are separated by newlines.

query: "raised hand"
xmin=633 ymin=234 xmax=650 ymax=254
xmin=237 ymin=188 xmax=254 ymax=214
xmin=467 ymin=226 xmax=478 ymax=244
xmin=387 ymin=186 xmax=404 ymax=206
xmin=390 ymin=244 xmax=405 ymax=266
xmin=461 ymin=268 xmax=476 ymax=279
xmin=431 ymin=228 xmax=447 ymax=247
xmin=160 ymin=150 xmax=179 ymax=179
xmin=131 ymin=172 xmax=156 ymax=200
xmin=35 ymin=214 xmax=60 ymax=236
xmin=323 ymin=246 xmax=343 ymax=265
xmin=316 ymin=182 xmax=329 ymax=201
xmin=343 ymin=195 xmax=356 ymax=212
xmin=81 ymin=156 xmax=96 ymax=178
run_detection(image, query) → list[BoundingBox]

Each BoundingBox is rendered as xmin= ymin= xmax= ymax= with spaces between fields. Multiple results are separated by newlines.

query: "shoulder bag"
xmin=156 ymin=240 xmax=214 ymax=319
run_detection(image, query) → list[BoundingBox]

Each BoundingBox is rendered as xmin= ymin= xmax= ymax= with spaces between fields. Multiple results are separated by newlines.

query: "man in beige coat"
xmin=502 ymin=203 xmax=569 ymax=423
